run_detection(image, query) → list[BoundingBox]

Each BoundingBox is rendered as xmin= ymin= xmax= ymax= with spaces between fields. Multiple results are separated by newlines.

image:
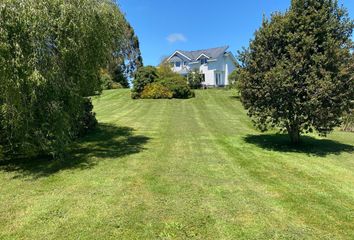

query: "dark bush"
xmin=140 ymin=83 xmax=173 ymax=99
xmin=341 ymin=109 xmax=354 ymax=132
xmin=131 ymin=91 xmax=140 ymax=99
xmin=76 ymin=98 xmax=98 ymax=137
xmin=100 ymin=71 xmax=114 ymax=90
xmin=112 ymin=65 xmax=130 ymax=88
xmin=111 ymin=82 xmax=123 ymax=89
xmin=159 ymin=76 xmax=195 ymax=99
xmin=132 ymin=66 xmax=159 ymax=98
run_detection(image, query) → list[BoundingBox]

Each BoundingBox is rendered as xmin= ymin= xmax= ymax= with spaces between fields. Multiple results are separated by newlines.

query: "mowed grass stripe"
xmin=0 ymin=89 xmax=353 ymax=239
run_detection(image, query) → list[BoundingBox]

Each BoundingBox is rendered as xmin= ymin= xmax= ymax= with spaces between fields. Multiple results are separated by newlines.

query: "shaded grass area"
xmin=0 ymin=124 xmax=149 ymax=179
xmin=244 ymin=134 xmax=354 ymax=157
xmin=0 ymin=89 xmax=353 ymax=239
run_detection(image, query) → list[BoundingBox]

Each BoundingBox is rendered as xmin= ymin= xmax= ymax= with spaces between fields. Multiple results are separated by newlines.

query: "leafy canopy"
xmin=131 ymin=64 xmax=195 ymax=99
xmin=238 ymin=0 xmax=354 ymax=144
xmin=0 ymin=0 xmax=136 ymax=158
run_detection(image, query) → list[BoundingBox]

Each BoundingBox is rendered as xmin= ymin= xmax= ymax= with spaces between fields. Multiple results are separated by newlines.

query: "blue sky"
xmin=118 ymin=0 xmax=354 ymax=66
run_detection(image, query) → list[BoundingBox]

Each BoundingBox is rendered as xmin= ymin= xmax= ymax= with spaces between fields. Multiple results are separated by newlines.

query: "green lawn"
xmin=1 ymin=89 xmax=353 ymax=239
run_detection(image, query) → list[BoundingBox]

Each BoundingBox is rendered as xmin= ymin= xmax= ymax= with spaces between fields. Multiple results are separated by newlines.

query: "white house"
xmin=167 ymin=46 xmax=237 ymax=87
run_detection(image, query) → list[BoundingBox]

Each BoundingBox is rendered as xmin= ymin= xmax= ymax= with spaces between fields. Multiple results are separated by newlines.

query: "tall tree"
xmin=238 ymin=0 xmax=354 ymax=144
xmin=0 ymin=0 xmax=137 ymax=158
xmin=109 ymin=21 xmax=143 ymax=88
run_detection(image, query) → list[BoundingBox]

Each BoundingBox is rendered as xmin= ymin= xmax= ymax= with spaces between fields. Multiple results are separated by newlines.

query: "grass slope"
xmin=0 ymin=89 xmax=353 ymax=239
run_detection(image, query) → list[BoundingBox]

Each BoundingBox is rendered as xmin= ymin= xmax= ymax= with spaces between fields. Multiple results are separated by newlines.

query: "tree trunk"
xmin=287 ymin=125 xmax=300 ymax=145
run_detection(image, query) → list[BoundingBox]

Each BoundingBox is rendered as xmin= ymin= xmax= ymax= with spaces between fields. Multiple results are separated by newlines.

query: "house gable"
xmin=196 ymin=53 xmax=211 ymax=60
xmin=167 ymin=51 xmax=191 ymax=61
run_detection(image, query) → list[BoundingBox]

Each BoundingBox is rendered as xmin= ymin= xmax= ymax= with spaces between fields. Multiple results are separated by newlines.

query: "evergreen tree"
xmin=108 ymin=22 xmax=143 ymax=88
xmin=238 ymin=0 xmax=354 ymax=144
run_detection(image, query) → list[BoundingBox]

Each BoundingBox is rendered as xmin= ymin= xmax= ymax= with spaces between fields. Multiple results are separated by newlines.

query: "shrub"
xmin=0 ymin=145 xmax=3 ymax=160
xmin=131 ymin=91 xmax=140 ymax=99
xmin=140 ymin=83 xmax=173 ymax=99
xmin=159 ymin=76 xmax=195 ymax=99
xmin=111 ymin=82 xmax=123 ymax=89
xmin=157 ymin=61 xmax=178 ymax=79
xmin=100 ymin=71 xmax=114 ymax=90
xmin=76 ymin=98 xmax=98 ymax=137
xmin=112 ymin=65 xmax=130 ymax=88
xmin=132 ymin=66 xmax=159 ymax=98
xmin=187 ymin=70 xmax=203 ymax=89
xmin=341 ymin=109 xmax=354 ymax=132
xmin=228 ymin=67 xmax=241 ymax=90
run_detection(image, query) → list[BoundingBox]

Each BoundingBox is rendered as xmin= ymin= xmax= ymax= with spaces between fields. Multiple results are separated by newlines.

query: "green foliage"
xmin=111 ymin=82 xmax=123 ymax=89
xmin=140 ymin=83 xmax=173 ymax=99
xmin=100 ymin=70 xmax=124 ymax=90
xmin=106 ymin=11 xmax=143 ymax=88
xmin=228 ymin=66 xmax=242 ymax=89
xmin=131 ymin=59 xmax=195 ymax=100
xmin=341 ymin=108 xmax=354 ymax=132
xmin=187 ymin=69 xmax=203 ymax=89
xmin=131 ymin=66 xmax=159 ymax=98
xmin=157 ymin=61 xmax=178 ymax=79
xmin=112 ymin=65 xmax=130 ymax=88
xmin=100 ymin=70 xmax=114 ymax=90
xmin=75 ymin=98 xmax=98 ymax=137
xmin=0 ymin=0 xmax=135 ymax=158
xmin=159 ymin=76 xmax=195 ymax=99
xmin=237 ymin=0 xmax=354 ymax=144
xmin=119 ymin=23 xmax=143 ymax=78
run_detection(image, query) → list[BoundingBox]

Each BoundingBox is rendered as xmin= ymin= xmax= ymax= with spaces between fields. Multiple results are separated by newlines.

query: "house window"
xmin=175 ymin=61 xmax=181 ymax=67
xmin=201 ymin=58 xmax=208 ymax=65
xmin=183 ymin=61 xmax=187 ymax=66
xmin=216 ymin=73 xmax=221 ymax=85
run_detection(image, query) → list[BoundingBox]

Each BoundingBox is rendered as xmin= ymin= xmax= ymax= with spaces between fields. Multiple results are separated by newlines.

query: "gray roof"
xmin=177 ymin=46 xmax=229 ymax=61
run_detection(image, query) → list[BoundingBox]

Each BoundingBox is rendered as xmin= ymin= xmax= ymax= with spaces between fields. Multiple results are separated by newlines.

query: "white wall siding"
xmin=224 ymin=55 xmax=236 ymax=85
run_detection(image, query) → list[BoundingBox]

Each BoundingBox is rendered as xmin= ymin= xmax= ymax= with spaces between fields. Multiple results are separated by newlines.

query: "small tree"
xmin=157 ymin=60 xmax=178 ymax=79
xmin=112 ymin=64 xmax=130 ymax=88
xmin=228 ymin=66 xmax=241 ymax=89
xmin=187 ymin=69 xmax=203 ymax=89
xmin=131 ymin=66 xmax=159 ymax=98
xmin=238 ymin=0 xmax=354 ymax=144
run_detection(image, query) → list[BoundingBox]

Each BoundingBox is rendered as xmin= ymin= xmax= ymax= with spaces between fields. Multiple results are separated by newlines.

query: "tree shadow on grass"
xmin=243 ymin=134 xmax=354 ymax=157
xmin=229 ymin=95 xmax=240 ymax=100
xmin=0 ymin=124 xmax=150 ymax=179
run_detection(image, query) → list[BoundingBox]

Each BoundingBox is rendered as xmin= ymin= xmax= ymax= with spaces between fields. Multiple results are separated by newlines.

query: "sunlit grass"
xmin=0 ymin=89 xmax=353 ymax=239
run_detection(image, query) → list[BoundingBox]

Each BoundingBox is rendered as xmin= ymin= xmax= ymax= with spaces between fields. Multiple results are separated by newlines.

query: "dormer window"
xmin=201 ymin=58 xmax=208 ymax=65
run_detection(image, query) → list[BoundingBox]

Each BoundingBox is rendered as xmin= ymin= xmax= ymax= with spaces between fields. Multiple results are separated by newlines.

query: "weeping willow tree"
xmin=0 ymin=0 xmax=139 ymax=158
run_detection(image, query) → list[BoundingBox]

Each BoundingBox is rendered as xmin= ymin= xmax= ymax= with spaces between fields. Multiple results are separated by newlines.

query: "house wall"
xmin=223 ymin=54 xmax=236 ymax=85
